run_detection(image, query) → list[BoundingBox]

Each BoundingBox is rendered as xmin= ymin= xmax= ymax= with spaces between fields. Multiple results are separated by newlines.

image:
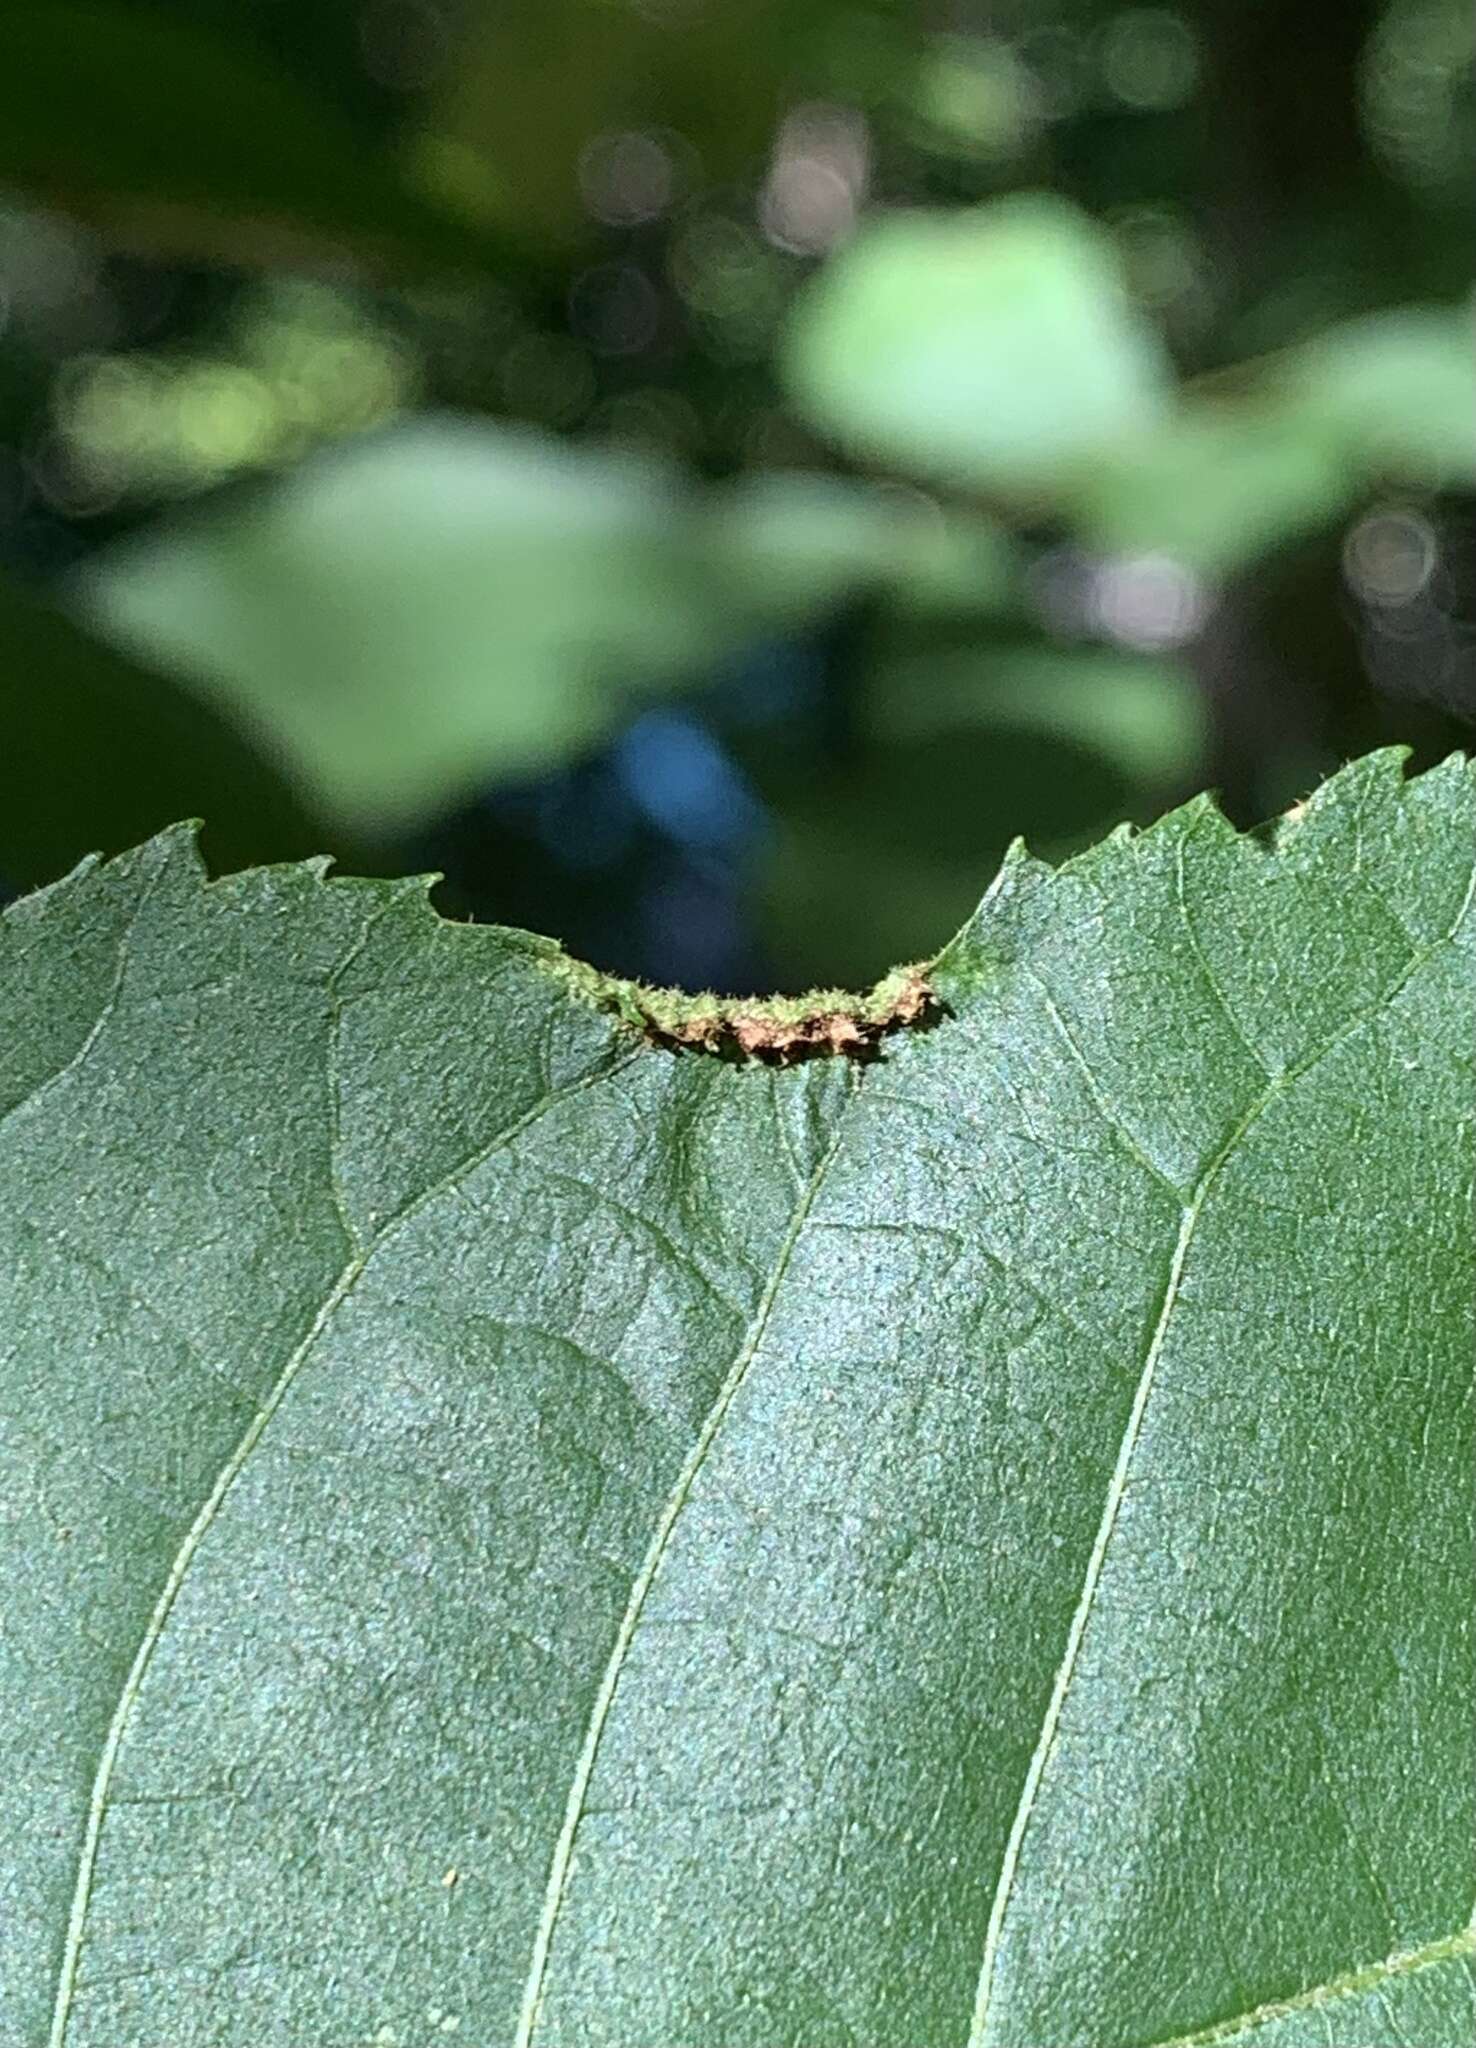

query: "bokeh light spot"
xmin=579 ymin=131 xmax=676 ymax=228
xmin=1343 ymin=506 xmax=1439 ymax=606
xmin=1099 ymin=8 xmax=1201 ymax=110
xmin=588 ymin=387 xmax=703 ymax=458
xmin=1360 ymin=0 xmax=1473 ymax=189
xmin=1090 ymin=552 xmax=1209 ymax=649
xmin=910 ymin=37 xmax=1042 ymax=160
xmin=171 ymin=364 xmax=277 ymax=471
xmin=759 ymin=103 xmax=869 ymax=255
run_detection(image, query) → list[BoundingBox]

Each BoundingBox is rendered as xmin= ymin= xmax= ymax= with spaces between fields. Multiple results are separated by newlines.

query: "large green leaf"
xmin=3 ymin=751 xmax=1472 ymax=2046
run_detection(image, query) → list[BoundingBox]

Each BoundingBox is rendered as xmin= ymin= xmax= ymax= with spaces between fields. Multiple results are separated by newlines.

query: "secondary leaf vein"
xmin=46 ymin=1041 xmax=643 ymax=2048
xmin=512 ymin=1066 xmax=863 ymax=2048
xmin=1142 ymin=1924 xmax=1476 ymax=2048
xmin=966 ymin=865 xmax=1473 ymax=2048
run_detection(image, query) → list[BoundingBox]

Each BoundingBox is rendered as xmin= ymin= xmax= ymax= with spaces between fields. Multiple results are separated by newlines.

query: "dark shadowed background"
xmin=1 ymin=0 xmax=1471 ymax=992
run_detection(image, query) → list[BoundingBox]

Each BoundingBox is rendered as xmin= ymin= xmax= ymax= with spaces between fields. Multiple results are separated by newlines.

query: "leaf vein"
xmin=512 ymin=1066 xmax=863 ymax=2048
xmin=0 ymin=867 xmax=158 ymax=1139
xmin=1030 ymin=974 xmax=1187 ymax=1202
xmin=1172 ymin=839 xmax=1275 ymax=1081
xmin=1141 ymin=1924 xmax=1476 ymax=2048
xmin=45 ymin=1255 xmax=366 ymax=2048
xmin=966 ymin=879 xmax=1472 ymax=2048
xmin=46 ymin=1042 xmax=643 ymax=2047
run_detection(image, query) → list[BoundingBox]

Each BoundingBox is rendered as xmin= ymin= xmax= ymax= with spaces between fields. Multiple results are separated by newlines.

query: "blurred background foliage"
xmin=0 ymin=0 xmax=1471 ymax=992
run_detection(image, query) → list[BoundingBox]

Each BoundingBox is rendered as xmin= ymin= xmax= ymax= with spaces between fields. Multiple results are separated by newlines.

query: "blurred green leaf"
xmin=0 ymin=570 xmax=323 ymax=889
xmin=1069 ymin=406 xmax=1356 ymax=576
xmin=906 ymin=33 xmax=1042 ymax=163
xmin=76 ymin=423 xmax=1041 ymax=837
xmin=868 ymin=642 xmax=1208 ymax=787
xmin=0 ymin=3 xmax=495 ymax=271
xmin=74 ymin=421 xmax=736 ymax=833
xmin=782 ymin=194 xmax=1173 ymax=494
xmin=757 ymin=641 xmax=1206 ymax=986
xmin=1268 ymin=303 xmax=1476 ymax=490
xmin=700 ymin=472 xmax=1019 ymax=624
xmin=1066 ymin=300 xmax=1476 ymax=579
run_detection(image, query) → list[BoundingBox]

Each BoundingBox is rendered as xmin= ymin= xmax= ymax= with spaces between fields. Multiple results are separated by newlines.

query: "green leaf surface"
xmin=1269 ymin=303 xmax=1476 ymax=491
xmin=71 ymin=421 xmax=746 ymax=833
xmin=73 ymin=425 xmax=1020 ymax=834
xmin=2 ymin=751 xmax=1472 ymax=2047
xmin=781 ymin=195 xmax=1174 ymax=495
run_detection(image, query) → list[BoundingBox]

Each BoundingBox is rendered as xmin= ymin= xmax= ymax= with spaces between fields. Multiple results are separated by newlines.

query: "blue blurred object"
xmin=613 ymin=707 xmax=765 ymax=851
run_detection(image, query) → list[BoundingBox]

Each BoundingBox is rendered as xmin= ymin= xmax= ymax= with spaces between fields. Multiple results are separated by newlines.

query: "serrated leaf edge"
xmin=19 ymin=745 xmax=1473 ymax=2043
